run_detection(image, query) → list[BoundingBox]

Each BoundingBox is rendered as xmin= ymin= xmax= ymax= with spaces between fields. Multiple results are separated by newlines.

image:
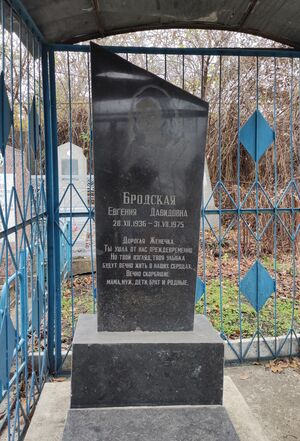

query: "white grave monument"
xmin=0 ymin=158 xmax=14 ymax=235
xmin=58 ymin=142 xmax=88 ymax=255
xmin=203 ymin=159 xmax=218 ymax=230
xmin=0 ymin=146 xmax=30 ymax=244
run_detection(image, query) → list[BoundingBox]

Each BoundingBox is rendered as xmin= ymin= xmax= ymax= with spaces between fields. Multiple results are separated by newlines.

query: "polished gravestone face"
xmin=91 ymin=43 xmax=208 ymax=331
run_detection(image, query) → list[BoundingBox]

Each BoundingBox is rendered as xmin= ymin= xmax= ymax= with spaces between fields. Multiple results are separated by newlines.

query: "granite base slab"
xmin=62 ymin=406 xmax=240 ymax=441
xmin=71 ymin=314 xmax=224 ymax=408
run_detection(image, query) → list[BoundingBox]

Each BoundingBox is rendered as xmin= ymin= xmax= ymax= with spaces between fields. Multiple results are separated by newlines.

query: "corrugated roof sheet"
xmin=22 ymin=0 xmax=300 ymax=48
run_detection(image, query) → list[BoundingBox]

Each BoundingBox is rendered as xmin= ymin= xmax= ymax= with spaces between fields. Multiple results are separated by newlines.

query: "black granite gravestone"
xmin=62 ymin=44 xmax=240 ymax=441
xmin=91 ymin=43 xmax=208 ymax=332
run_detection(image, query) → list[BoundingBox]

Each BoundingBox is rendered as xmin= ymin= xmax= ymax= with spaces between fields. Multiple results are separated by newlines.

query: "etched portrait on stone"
xmin=124 ymin=85 xmax=189 ymax=199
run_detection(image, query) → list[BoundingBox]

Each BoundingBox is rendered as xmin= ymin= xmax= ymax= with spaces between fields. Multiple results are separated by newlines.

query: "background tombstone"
xmin=0 ymin=152 xmax=14 ymax=236
xmin=0 ymin=146 xmax=30 ymax=284
xmin=203 ymin=159 xmax=218 ymax=230
xmin=57 ymin=142 xmax=88 ymax=256
xmin=0 ymin=146 xmax=30 ymax=242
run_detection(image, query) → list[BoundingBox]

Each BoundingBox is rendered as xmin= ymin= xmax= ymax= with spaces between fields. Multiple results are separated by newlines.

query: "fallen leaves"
xmin=239 ymin=373 xmax=251 ymax=380
xmin=51 ymin=377 xmax=68 ymax=383
xmin=265 ymin=357 xmax=300 ymax=374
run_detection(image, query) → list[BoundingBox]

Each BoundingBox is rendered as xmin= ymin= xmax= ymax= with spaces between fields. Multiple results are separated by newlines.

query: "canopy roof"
xmin=22 ymin=0 xmax=300 ymax=48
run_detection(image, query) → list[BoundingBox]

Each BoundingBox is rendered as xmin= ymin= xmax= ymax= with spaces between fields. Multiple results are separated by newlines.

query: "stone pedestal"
xmin=63 ymin=406 xmax=240 ymax=441
xmin=63 ymin=313 xmax=241 ymax=440
xmin=71 ymin=314 xmax=224 ymax=408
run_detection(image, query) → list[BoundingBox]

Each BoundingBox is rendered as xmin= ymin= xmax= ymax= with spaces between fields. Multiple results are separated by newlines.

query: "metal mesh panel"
xmin=0 ymin=1 xmax=47 ymax=439
xmin=51 ymin=45 xmax=299 ymax=365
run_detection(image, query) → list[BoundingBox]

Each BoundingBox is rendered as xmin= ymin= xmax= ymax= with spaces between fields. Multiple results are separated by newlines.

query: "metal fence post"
xmin=42 ymin=46 xmax=56 ymax=372
xmin=42 ymin=46 xmax=62 ymax=372
xmin=19 ymin=249 xmax=28 ymax=348
xmin=48 ymin=49 xmax=62 ymax=371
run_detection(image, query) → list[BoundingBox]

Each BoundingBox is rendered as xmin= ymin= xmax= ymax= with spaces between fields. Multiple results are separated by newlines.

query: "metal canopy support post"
xmin=49 ymin=48 xmax=62 ymax=371
xmin=41 ymin=46 xmax=55 ymax=372
xmin=42 ymin=46 xmax=61 ymax=372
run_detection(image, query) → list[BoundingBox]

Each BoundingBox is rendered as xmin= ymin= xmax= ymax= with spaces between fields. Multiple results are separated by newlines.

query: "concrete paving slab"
xmin=24 ymin=381 xmax=70 ymax=441
xmin=224 ymin=376 xmax=268 ymax=441
xmin=24 ymin=376 xmax=267 ymax=441
xmin=226 ymin=364 xmax=300 ymax=441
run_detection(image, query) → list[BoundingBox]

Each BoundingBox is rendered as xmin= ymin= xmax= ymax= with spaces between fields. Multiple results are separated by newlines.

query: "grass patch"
xmin=61 ymin=277 xmax=95 ymax=345
xmin=61 ymin=275 xmax=299 ymax=344
xmin=196 ymin=278 xmax=299 ymax=339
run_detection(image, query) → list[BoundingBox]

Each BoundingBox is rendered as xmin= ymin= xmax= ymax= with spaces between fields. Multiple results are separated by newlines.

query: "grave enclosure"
xmin=1 ymin=2 xmax=299 ymax=439
xmin=62 ymin=44 xmax=239 ymax=441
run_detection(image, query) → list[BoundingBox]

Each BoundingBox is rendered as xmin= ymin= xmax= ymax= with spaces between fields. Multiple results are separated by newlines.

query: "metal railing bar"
xmin=0 ymin=211 xmax=47 ymax=239
xmin=49 ymin=44 xmax=300 ymax=58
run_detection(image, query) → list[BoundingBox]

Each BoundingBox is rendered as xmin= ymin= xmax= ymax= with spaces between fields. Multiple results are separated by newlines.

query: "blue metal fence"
xmin=0 ymin=0 xmax=47 ymax=438
xmin=0 ymin=2 xmax=299 ymax=439
xmin=48 ymin=43 xmax=299 ymax=368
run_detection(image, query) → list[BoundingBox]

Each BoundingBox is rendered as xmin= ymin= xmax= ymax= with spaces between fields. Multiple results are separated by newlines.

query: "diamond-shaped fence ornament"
xmin=0 ymin=71 xmax=13 ymax=156
xmin=29 ymin=96 xmax=40 ymax=159
xmin=195 ymin=276 xmax=205 ymax=303
xmin=240 ymin=110 xmax=274 ymax=162
xmin=240 ymin=260 xmax=275 ymax=311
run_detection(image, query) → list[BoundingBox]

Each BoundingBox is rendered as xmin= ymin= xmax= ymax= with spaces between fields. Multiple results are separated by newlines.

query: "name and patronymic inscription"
xmin=102 ymin=192 xmax=192 ymax=287
xmin=107 ymin=193 xmax=187 ymax=219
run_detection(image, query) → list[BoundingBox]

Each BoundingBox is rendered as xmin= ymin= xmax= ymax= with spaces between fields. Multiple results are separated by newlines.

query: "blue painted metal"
xmin=240 ymin=110 xmax=274 ymax=162
xmin=28 ymin=96 xmax=40 ymax=159
xmin=44 ymin=42 xmax=299 ymax=370
xmin=0 ymin=273 xmax=18 ymax=399
xmin=10 ymin=0 xmax=45 ymax=42
xmin=19 ymin=250 xmax=28 ymax=344
xmin=32 ymin=278 xmax=42 ymax=333
xmin=49 ymin=44 xmax=300 ymax=58
xmin=0 ymin=71 xmax=13 ymax=155
xmin=195 ymin=277 xmax=205 ymax=303
xmin=48 ymin=49 xmax=62 ymax=371
xmin=42 ymin=46 xmax=56 ymax=372
xmin=60 ymin=221 xmax=71 ymax=279
xmin=32 ymin=245 xmax=44 ymax=333
xmin=277 ymin=180 xmax=300 ymax=239
xmin=0 ymin=314 xmax=15 ymax=390
xmin=240 ymin=261 xmax=275 ymax=311
xmin=0 ymin=268 xmax=24 ymax=400
xmin=59 ymin=183 xmax=90 ymax=213
xmin=0 ymin=1 xmax=47 ymax=437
